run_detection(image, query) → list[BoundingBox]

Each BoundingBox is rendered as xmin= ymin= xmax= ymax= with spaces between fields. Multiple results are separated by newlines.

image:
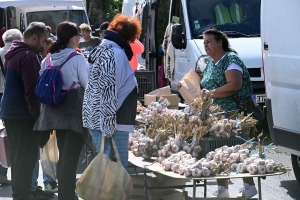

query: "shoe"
xmin=44 ymin=182 xmax=58 ymax=193
xmin=237 ymin=183 xmax=258 ymax=199
xmin=33 ymin=186 xmax=54 ymax=198
xmin=0 ymin=174 xmax=11 ymax=186
xmin=211 ymin=186 xmax=229 ymax=198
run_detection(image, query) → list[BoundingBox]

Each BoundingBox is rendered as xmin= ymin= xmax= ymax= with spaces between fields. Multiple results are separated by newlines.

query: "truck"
xmin=261 ymin=0 xmax=300 ymax=184
xmin=122 ymin=0 xmax=265 ymax=104
xmin=0 ymin=0 xmax=89 ymax=33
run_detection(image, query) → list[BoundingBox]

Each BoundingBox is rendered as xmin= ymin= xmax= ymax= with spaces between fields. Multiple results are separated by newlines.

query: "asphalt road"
xmin=1 ymin=119 xmax=299 ymax=200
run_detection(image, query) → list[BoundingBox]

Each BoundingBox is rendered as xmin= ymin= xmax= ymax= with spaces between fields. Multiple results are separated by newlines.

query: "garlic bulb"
xmin=258 ymin=165 xmax=267 ymax=174
xmin=224 ymin=122 xmax=232 ymax=132
xmin=172 ymin=144 xmax=180 ymax=153
xmin=184 ymin=168 xmax=192 ymax=177
xmin=164 ymin=143 xmax=171 ymax=151
xmin=231 ymin=163 xmax=238 ymax=171
xmin=172 ymin=164 xmax=180 ymax=173
xmin=254 ymin=159 xmax=265 ymax=166
xmin=166 ymin=151 xmax=173 ymax=157
xmin=265 ymin=159 xmax=275 ymax=166
xmin=193 ymin=145 xmax=202 ymax=153
xmin=178 ymin=165 xmax=185 ymax=175
xmin=158 ymin=149 xmax=166 ymax=157
xmin=247 ymin=163 xmax=258 ymax=175
xmin=266 ymin=164 xmax=274 ymax=173
xmin=237 ymin=163 xmax=247 ymax=172
xmin=192 ymin=168 xmax=203 ymax=177
xmin=183 ymin=145 xmax=192 ymax=154
xmin=239 ymin=153 xmax=248 ymax=162
xmin=222 ymin=131 xmax=231 ymax=138
xmin=202 ymin=167 xmax=211 ymax=177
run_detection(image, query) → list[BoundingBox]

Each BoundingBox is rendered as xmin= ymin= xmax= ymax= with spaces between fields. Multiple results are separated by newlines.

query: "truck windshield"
xmin=26 ymin=10 xmax=88 ymax=34
xmin=187 ymin=0 xmax=261 ymax=38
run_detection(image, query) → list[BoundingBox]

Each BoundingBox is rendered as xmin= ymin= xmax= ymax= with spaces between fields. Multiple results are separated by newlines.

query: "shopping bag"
xmin=179 ymin=69 xmax=201 ymax=104
xmin=0 ymin=129 xmax=11 ymax=168
xmin=40 ymin=130 xmax=59 ymax=180
xmin=76 ymin=133 xmax=133 ymax=200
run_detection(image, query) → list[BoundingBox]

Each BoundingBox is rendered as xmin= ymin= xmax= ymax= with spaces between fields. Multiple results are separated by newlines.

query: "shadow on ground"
xmin=280 ymin=180 xmax=300 ymax=200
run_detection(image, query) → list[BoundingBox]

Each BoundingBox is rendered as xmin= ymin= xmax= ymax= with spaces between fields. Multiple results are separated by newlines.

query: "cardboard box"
xmin=144 ymin=94 xmax=179 ymax=109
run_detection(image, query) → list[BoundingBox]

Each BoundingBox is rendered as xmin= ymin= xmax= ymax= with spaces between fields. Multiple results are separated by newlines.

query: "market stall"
xmin=129 ymin=94 xmax=289 ymax=200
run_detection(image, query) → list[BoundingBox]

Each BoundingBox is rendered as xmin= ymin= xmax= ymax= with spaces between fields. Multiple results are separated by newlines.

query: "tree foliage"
xmin=87 ymin=0 xmax=123 ymax=24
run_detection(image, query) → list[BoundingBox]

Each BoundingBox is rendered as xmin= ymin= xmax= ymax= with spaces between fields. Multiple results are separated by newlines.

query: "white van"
xmin=261 ymin=0 xmax=300 ymax=184
xmin=123 ymin=0 xmax=265 ymax=104
xmin=1 ymin=0 xmax=89 ymax=33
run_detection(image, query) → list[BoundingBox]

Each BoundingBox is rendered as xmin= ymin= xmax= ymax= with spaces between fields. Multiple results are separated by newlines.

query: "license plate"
xmin=252 ymin=94 xmax=266 ymax=103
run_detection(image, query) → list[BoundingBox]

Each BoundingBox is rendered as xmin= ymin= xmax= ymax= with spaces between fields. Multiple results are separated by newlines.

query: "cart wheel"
xmin=291 ymin=154 xmax=300 ymax=185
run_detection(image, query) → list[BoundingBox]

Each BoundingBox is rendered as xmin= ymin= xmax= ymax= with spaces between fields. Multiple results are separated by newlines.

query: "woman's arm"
xmin=209 ymin=70 xmax=243 ymax=98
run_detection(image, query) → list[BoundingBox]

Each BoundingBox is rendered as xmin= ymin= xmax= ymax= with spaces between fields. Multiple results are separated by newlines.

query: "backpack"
xmin=35 ymin=52 xmax=79 ymax=106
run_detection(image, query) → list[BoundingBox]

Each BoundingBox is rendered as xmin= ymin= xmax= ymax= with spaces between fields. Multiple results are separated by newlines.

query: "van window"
xmin=26 ymin=10 xmax=88 ymax=34
xmin=187 ymin=0 xmax=261 ymax=38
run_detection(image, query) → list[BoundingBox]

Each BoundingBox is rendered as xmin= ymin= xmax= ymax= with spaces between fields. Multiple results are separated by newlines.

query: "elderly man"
xmin=1 ymin=22 xmax=49 ymax=200
xmin=0 ymin=28 xmax=23 ymax=186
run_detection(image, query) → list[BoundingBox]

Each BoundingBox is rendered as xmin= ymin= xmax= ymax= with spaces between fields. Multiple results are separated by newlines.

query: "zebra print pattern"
xmin=82 ymin=44 xmax=118 ymax=137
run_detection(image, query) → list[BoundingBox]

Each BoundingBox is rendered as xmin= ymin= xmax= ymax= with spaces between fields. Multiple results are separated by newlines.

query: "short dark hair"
xmin=203 ymin=29 xmax=237 ymax=54
xmin=23 ymin=22 xmax=48 ymax=40
xmin=50 ymin=21 xmax=80 ymax=53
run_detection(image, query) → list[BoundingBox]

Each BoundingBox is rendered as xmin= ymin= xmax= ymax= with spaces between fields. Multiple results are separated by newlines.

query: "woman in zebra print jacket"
xmin=83 ymin=14 xmax=142 ymax=167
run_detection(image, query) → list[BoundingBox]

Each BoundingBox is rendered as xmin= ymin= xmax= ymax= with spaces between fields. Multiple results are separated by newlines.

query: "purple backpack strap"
xmin=46 ymin=51 xmax=79 ymax=69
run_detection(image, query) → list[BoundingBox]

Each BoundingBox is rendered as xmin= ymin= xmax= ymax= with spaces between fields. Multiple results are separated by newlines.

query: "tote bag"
xmin=40 ymin=130 xmax=59 ymax=180
xmin=76 ymin=133 xmax=133 ymax=200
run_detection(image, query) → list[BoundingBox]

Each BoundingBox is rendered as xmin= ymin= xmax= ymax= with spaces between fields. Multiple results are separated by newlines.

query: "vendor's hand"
xmin=176 ymin=82 xmax=182 ymax=91
xmin=200 ymin=89 xmax=210 ymax=98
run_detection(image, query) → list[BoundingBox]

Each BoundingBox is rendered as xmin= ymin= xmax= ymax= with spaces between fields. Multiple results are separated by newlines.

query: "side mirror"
xmin=171 ymin=24 xmax=184 ymax=49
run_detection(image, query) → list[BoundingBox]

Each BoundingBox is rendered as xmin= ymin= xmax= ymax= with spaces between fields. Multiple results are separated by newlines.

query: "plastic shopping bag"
xmin=76 ymin=134 xmax=133 ymax=200
xmin=40 ymin=130 xmax=59 ymax=180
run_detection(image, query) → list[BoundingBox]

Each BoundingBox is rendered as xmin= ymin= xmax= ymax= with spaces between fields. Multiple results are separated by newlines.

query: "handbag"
xmin=234 ymin=96 xmax=265 ymax=121
xmin=76 ymin=133 xmax=133 ymax=200
xmin=40 ymin=130 xmax=59 ymax=180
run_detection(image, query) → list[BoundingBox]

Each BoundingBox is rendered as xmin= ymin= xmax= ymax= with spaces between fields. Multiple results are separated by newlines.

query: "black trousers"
xmin=4 ymin=119 xmax=38 ymax=200
xmin=56 ymin=130 xmax=84 ymax=200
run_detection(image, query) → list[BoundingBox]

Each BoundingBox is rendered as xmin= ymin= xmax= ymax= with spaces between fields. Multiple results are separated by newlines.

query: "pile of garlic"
xmin=158 ymin=138 xmax=203 ymax=159
xmin=208 ymin=118 xmax=239 ymax=138
xmin=139 ymin=97 xmax=170 ymax=124
xmin=159 ymin=151 xmax=214 ymax=177
xmin=158 ymin=144 xmax=279 ymax=178
xmin=129 ymin=129 xmax=151 ymax=157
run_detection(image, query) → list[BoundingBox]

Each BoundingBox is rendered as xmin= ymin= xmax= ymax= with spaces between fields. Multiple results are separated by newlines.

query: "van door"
xmin=262 ymin=0 xmax=300 ymax=153
xmin=168 ymin=0 xmax=198 ymax=89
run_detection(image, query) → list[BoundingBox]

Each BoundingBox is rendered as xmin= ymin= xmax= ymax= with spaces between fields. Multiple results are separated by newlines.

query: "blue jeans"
xmin=31 ymin=159 xmax=56 ymax=191
xmin=89 ymin=129 xmax=129 ymax=168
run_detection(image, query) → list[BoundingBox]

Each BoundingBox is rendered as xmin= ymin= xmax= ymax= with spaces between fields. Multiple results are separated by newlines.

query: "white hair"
xmin=2 ymin=29 xmax=23 ymax=44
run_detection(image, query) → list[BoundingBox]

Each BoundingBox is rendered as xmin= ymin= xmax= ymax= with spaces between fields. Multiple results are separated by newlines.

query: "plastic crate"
xmin=199 ymin=137 xmax=245 ymax=158
xmin=135 ymin=70 xmax=155 ymax=100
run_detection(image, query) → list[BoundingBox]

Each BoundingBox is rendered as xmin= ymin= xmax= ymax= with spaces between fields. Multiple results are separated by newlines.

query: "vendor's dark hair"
xmin=23 ymin=22 xmax=48 ymax=40
xmin=50 ymin=21 xmax=80 ymax=53
xmin=203 ymin=29 xmax=237 ymax=54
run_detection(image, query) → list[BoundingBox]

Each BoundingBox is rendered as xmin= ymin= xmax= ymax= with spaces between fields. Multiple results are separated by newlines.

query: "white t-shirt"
xmin=215 ymin=53 xmax=243 ymax=74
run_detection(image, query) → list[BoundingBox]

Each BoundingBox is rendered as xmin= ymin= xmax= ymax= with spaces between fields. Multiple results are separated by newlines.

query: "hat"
xmin=95 ymin=22 xmax=109 ymax=32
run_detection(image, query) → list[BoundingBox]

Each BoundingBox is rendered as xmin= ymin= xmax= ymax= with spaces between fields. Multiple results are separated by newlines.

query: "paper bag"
xmin=179 ymin=69 xmax=201 ymax=104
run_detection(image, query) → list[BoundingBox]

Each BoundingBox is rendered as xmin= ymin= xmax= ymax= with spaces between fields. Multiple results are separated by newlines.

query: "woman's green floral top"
xmin=200 ymin=52 xmax=253 ymax=111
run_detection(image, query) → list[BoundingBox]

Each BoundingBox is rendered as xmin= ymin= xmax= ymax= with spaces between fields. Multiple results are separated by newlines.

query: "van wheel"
xmin=291 ymin=154 xmax=300 ymax=185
